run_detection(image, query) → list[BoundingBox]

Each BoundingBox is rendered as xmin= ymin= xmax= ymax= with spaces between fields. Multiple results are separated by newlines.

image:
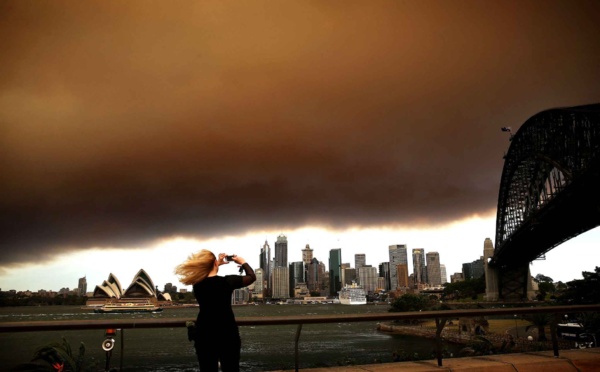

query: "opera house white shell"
xmin=92 ymin=269 xmax=171 ymax=301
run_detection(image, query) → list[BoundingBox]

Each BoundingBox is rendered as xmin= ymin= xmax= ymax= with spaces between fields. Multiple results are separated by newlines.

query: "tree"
xmin=559 ymin=267 xmax=600 ymax=305
xmin=534 ymin=274 xmax=553 ymax=283
xmin=389 ymin=294 xmax=433 ymax=313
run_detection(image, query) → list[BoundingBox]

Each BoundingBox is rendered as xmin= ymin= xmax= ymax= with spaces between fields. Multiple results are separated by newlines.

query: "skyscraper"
xmin=272 ymin=266 xmax=289 ymax=299
xmin=77 ymin=276 xmax=87 ymax=296
xmin=426 ymin=251 xmax=441 ymax=286
xmin=255 ymin=268 xmax=264 ymax=299
xmin=440 ymin=264 xmax=448 ymax=284
xmin=412 ymin=248 xmax=426 ymax=286
xmin=274 ymin=234 xmax=288 ymax=267
xmin=289 ymin=261 xmax=304 ymax=297
xmin=306 ymin=257 xmax=320 ymax=292
xmin=379 ymin=262 xmax=391 ymax=290
xmin=389 ymin=245 xmax=408 ymax=291
xmin=355 ymin=253 xmax=366 ymax=282
xmin=328 ymin=248 xmax=342 ymax=296
xmin=396 ymin=264 xmax=409 ymax=288
xmin=359 ymin=266 xmax=378 ymax=294
xmin=301 ymin=244 xmax=313 ymax=264
xmin=260 ymin=240 xmax=271 ymax=297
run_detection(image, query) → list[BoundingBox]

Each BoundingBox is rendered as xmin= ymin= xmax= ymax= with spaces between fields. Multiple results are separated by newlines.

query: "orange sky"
xmin=1 ymin=1 xmax=600 ymax=269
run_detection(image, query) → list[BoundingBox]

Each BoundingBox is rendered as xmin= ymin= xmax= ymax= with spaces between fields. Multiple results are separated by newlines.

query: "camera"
xmin=225 ymin=255 xmax=235 ymax=261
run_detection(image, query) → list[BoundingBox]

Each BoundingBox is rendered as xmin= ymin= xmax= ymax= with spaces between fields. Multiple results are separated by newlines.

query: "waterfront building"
xmin=272 ymin=266 xmax=290 ymax=299
xmin=396 ymin=264 xmax=409 ymax=288
xmin=274 ymin=234 xmax=288 ymax=268
xmin=342 ymin=267 xmax=356 ymax=285
xmin=233 ymin=287 xmax=250 ymax=304
xmin=254 ymin=268 xmax=264 ymax=299
xmin=340 ymin=263 xmax=351 ymax=285
xmin=412 ymin=248 xmax=426 ymax=286
xmin=77 ymin=276 xmax=87 ymax=296
xmin=289 ymin=261 xmax=304 ymax=297
xmin=328 ymin=248 xmax=342 ymax=296
xmin=355 ymin=253 xmax=366 ymax=282
xmin=440 ymin=264 xmax=448 ymax=284
xmin=463 ymin=258 xmax=484 ymax=280
xmin=358 ymin=266 xmax=378 ymax=294
xmin=450 ymin=272 xmax=464 ymax=283
xmin=260 ymin=240 xmax=271 ymax=297
xmin=379 ymin=262 xmax=391 ymax=290
xmin=88 ymin=269 xmax=171 ymax=306
xmin=302 ymin=244 xmax=313 ymax=282
xmin=389 ymin=245 xmax=408 ymax=291
xmin=306 ymin=258 xmax=320 ymax=293
xmin=426 ymin=252 xmax=442 ymax=286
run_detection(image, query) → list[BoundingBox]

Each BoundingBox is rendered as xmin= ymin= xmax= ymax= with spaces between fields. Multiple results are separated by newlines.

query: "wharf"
xmin=272 ymin=348 xmax=600 ymax=371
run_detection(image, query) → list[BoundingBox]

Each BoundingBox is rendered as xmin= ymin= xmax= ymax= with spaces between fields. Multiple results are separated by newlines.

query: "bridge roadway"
xmin=273 ymin=348 xmax=600 ymax=372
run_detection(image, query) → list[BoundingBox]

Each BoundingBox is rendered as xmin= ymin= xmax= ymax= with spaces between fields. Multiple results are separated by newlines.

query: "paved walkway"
xmin=272 ymin=348 xmax=600 ymax=371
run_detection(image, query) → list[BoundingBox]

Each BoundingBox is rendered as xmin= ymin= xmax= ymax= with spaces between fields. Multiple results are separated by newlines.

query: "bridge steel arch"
xmin=489 ymin=104 xmax=600 ymax=300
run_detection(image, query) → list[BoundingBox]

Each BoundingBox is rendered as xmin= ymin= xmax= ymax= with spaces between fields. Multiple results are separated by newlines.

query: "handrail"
xmin=1 ymin=304 xmax=598 ymax=332
xmin=2 ymin=304 xmax=599 ymax=372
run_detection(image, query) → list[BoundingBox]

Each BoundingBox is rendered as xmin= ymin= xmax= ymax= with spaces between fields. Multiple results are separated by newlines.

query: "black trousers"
xmin=195 ymin=333 xmax=241 ymax=372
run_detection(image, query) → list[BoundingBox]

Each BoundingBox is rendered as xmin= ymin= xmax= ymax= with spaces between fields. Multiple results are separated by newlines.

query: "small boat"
xmin=94 ymin=301 xmax=163 ymax=313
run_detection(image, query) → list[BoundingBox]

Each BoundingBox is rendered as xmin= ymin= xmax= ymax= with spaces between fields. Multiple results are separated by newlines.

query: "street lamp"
xmin=514 ymin=314 xmax=519 ymax=339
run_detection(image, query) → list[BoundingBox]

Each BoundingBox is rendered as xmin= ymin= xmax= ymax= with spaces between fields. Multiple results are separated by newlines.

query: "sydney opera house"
xmin=86 ymin=269 xmax=172 ymax=307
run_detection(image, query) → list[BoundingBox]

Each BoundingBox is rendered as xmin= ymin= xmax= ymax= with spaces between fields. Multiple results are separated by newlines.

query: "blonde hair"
xmin=174 ymin=249 xmax=216 ymax=286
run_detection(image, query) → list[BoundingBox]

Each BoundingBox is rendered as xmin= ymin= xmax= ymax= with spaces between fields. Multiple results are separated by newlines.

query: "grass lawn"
xmin=420 ymin=319 xmax=532 ymax=334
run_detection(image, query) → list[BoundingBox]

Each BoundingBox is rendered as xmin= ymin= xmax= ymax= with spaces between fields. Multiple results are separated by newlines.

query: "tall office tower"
xmin=306 ymin=258 xmax=320 ymax=292
xmin=302 ymin=244 xmax=313 ymax=264
xmin=343 ymin=268 xmax=356 ymax=285
xmin=463 ymin=258 xmax=484 ymax=280
xmin=396 ymin=264 xmax=409 ymax=288
xmin=412 ymin=248 xmax=426 ymax=286
xmin=389 ymin=245 xmax=408 ymax=291
xmin=272 ymin=266 xmax=290 ymax=299
xmin=77 ymin=276 xmax=87 ymax=296
xmin=379 ymin=262 xmax=391 ymax=290
xmin=319 ymin=261 xmax=328 ymax=295
xmin=289 ymin=262 xmax=304 ymax=297
xmin=440 ymin=264 xmax=448 ymax=284
xmin=260 ymin=240 xmax=271 ymax=297
xmin=359 ymin=266 xmax=378 ymax=294
xmin=328 ymin=248 xmax=342 ymax=296
xmin=355 ymin=253 xmax=366 ymax=282
xmin=340 ymin=263 xmax=351 ymax=286
xmin=255 ymin=268 xmax=264 ymax=299
xmin=274 ymin=234 xmax=288 ymax=267
xmin=302 ymin=244 xmax=314 ymax=283
xmin=426 ymin=252 xmax=441 ymax=286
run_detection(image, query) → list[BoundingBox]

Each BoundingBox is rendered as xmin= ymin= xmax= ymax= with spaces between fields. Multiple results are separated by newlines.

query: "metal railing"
xmin=2 ymin=304 xmax=599 ymax=371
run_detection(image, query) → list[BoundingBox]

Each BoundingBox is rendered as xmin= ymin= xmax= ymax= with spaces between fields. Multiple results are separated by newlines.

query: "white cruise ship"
xmin=338 ymin=282 xmax=367 ymax=305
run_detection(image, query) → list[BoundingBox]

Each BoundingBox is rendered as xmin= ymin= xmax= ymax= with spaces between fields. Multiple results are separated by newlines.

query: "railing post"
xmin=434 ymin=317 xmax=447 ymax=367
xmin=295 ymin=324 xmax=303 ymax=372
xmin=120 ymin=329 xmax=124 ymax=371
xmin=550 ymin=313 xmax=559 ymax=357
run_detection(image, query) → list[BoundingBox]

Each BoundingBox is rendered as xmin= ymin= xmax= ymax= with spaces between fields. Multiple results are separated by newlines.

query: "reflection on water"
xmin=0 ymin=305 xmax=462 ymax=371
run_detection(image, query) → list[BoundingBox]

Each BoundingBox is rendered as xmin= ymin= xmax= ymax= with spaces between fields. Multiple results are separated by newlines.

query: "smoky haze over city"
xmin=1 ymin=0 xmax=600 ymax=282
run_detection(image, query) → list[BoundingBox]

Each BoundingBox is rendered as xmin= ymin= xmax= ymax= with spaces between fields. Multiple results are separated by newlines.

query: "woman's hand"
xmin=217 ymin=253 xmax=229 ymax=266
xmin=231 ymin=255 xmax=246 ymax=265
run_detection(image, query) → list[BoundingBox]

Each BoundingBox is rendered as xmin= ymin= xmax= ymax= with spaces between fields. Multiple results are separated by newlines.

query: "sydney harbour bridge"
xmin=486 ymin=104 xmax=600 ymax=301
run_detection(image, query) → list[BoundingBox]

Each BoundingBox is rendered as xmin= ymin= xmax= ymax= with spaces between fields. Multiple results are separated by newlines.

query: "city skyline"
xmin=3 ymin=221 xmax=599 ymax=292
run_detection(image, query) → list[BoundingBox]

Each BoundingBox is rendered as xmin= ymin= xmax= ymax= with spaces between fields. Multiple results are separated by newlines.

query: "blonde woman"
xmin=175 ymin=250 xmax=256 ymax=372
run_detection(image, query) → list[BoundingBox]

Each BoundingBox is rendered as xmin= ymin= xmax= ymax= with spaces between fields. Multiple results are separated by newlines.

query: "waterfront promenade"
xmin=274 ymin=348 xmax=600 ymax=371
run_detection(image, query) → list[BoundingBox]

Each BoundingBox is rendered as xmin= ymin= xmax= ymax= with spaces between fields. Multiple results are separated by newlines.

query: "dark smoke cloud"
xmin=1 ymin=1 xmax=600 ymax=266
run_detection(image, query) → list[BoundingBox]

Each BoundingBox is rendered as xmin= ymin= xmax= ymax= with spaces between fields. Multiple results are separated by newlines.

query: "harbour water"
xmin=0 ymin=304 xmax=462 ymax=371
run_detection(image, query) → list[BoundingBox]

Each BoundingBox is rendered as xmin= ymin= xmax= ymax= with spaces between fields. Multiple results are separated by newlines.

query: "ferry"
xmin=94 ymin=301 xmax=163 ymax=314
xmin=338 ymin=282 xmax=367 ymax=305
